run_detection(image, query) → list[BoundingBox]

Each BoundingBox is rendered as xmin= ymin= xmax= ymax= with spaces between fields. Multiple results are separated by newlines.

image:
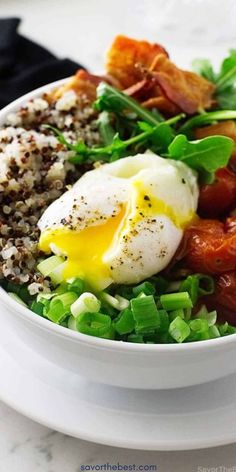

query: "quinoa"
xmin=0 ymin=89 xmax=101 ymax=293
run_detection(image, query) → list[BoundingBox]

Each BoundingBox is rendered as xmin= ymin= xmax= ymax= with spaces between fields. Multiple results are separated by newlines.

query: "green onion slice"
xmin=131 ymin=295 xmax=160 ymax=334
xmin=160 ymin=292 xmax=193 ymax=311
xmin=115 ymin=308 xmax=135 ymax=335
xmin=76 ymin=312 xmax=111 ymax=337
xmin=169 ymin=316 xmax=191 ymax=343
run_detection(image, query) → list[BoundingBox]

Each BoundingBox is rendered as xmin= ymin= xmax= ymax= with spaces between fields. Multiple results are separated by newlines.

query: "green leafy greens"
xmin=94 ymin=82 xmax=164 ymax=126
xmin=43 ymin=81 xmax=234 ymax=182
xmin=168 ymin=134 xmax=234 ymax=183
xmin=193 ymin=49 xmax=236 ymax=110
xmin=180 ymin=110 xmax=236 ymax=133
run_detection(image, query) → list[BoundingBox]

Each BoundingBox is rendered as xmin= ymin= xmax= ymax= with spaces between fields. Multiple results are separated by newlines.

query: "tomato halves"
xmin=184 ymin=217 xmax=236 ymax=275
xmin=198 ymin=168 xmax=236 ymax=218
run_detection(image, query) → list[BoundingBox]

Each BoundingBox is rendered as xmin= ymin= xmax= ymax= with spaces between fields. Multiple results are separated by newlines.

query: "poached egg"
xmin=38 ymin=153 xmax=199 ymax=290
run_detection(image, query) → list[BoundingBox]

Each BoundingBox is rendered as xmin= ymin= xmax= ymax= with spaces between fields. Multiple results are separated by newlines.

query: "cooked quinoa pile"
xmin=0 ymin=89 xmax=100 ymax=294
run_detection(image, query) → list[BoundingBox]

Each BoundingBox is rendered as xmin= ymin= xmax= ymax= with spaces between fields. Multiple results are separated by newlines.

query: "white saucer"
xmin=0 ymin=302 xmax=236 ymax=451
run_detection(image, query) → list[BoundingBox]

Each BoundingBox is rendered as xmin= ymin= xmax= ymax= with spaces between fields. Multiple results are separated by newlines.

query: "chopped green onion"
xmin=68 ymin=315 xmax=77 ymax=331
xmin=197 ymin=274 xmax=215 ymax=296
xmin=45 ymin=300 xmax=67 ymax=323
xmin=71 ymin=292 xmax=101 ymax=318
xmin=100 ymin=302 xmax=118 ymax=318
xmin=189 ymin=318 xmax=209 ymax=333
xmin=37 ymin=292 xmax=55 ymax=302
xmin=48 ymin=261 xmax=67 ymax=286
xmin=67 ymin=278 xmax=85 ymax=296
xmin=31 ymin=300 xmax=44 ymax=316
xmin=160 ymin=292 xmax=193 ymax=311
xmin=209 ymin=325 xmax=221 ymax=338
xmin=55 ymin=282 xmax=69 ymax=294
xmin=101 ymin=292 xmax=129 ymax=310
xmin=37 ymin=255 xmax=64 ymax=277
xmin=136 ymin=291 xmax=148 ymax=299
xmin=218 ymin=322 xmax=229 ymax=336
xmin=132 ymin=281 xmax=156 ymax=297
xmin=46 ymin=292 xmax=78 ymax=324
xmin=115 ymin=308 xmax=135 ymax=335
xmin=226 ymin=325 xmax=236 ymax=335
xmin=179 ymin=275 xmax=199 ymax=304
xmin=169 ymin=316 xmax=191 ymax=343
xmin=169 ymin=309 xmax=185 ymax=322
xmin=185 ymin=307 xmax=192 ymax=321
xmin=127 ymin=334 xmax=144 ymax=343
xmin=197 ymin=307 xmax=217 ymax=327
xmin=158 ymin=309 xmax=170 ymax=333
xmin=101 ymin=324 xmax=116 ymax=340
xmin=150 ymin=275 xmax=169 ymax=295
xmin=51 ymin=292 xmax=78 ymax=308
xmin=188 ymin=318 xmax=210 ymax=341
xmin=115 ymin=294 xmax=130 ymax=310
xmin=101 ymin=292 xmax=120 ymax=309
xmin=131 ymin=295 xmax=160 ymax=334
xmin=179 ymin=274 xmax=214 ymax=305
xmin=76 ymin=312 xmax=111 ymax=337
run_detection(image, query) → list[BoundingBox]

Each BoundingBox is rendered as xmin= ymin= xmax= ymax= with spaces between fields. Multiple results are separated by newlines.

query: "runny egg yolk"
xmin=38 ymin=206 xmax=126 ymax=290
xmin=39 ymin=181 xmax=196 ymax=290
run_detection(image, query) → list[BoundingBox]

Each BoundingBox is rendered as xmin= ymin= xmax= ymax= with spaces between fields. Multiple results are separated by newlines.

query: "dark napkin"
xmin=0 ymin=18 xmax=83 ymax=109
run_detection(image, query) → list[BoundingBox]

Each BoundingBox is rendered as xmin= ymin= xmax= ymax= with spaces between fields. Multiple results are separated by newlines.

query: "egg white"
xmin=38 ymin=153 xmax=199 ymax=289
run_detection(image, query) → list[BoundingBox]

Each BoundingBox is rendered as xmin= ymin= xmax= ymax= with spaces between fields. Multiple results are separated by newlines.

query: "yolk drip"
xmin=39 ymin=206 xmax=126 ymax=290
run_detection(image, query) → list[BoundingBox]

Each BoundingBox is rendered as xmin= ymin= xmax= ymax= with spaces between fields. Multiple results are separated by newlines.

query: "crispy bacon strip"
xmin=51 ymin=70 xmax=104 ymax=103
xmin=141 ymin=96 xmax=181 ymax=116
xmin=194 ymin=120 xmax=236 ymax=141
xmin=106 ymin=35 xmax=168 ymax=89
xmin=106 ymin=36 xmax=215 ymax=115
xmin=123 ymin=79 xmax=154 ymax=100
xmin=150 ymin=54 xmax=215 ymax=114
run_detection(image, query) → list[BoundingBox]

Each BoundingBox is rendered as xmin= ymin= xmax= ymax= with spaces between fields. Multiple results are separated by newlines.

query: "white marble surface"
xmin=1 ymin=0 xmax=236 ymax=469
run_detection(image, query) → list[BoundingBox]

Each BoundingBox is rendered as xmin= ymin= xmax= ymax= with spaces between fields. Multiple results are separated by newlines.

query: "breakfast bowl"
xmin=1 ymin=36 xmax=236 ymax=390
xmin=2 ymin=279 xmax=236 ymax=390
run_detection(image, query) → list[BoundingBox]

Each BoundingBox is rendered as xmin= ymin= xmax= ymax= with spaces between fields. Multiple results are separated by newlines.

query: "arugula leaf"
xmin=179 ymin=110 xmax=236 ymax=133
xmin=96 ymin=111 xmax=116 ymax=145
xmin=168 ymin=134 xmax=234 ymax=183
xmin=147 ymin=122 xmax=175 ymax=153
xmin=45 ymin=114 xmax=184 ymax=165
xmin=217 ymin=87 xmax=236 ymax=110
xmin=95 ymin=82 xmax=164 ymax=127
xmin=217 ymin=49 xmax=236 ymax=91
xmin=193 ymin=50 xmax=236 ymax=111
xmin=42 ymin=124 xmax=76 ymax=151
xmin=192 ymin=59 xmax=217 ymax=83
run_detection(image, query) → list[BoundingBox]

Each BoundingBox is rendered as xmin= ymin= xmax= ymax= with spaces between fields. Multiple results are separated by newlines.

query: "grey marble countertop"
xmin=1 ymin=0 xmax=236 ymax=470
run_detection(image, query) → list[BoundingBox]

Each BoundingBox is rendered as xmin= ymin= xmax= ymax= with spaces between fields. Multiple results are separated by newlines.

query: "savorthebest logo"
xmin=80 ymin=464 xmax=158 ymax=471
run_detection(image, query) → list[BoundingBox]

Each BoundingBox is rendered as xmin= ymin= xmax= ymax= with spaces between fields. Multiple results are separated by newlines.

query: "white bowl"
xmin=1 ymin=80 xmax=236 ymax=390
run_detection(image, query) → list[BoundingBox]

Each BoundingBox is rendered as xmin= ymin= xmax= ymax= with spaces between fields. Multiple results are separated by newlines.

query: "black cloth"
xmin=0 ymin=18 xmax=83 ymax=109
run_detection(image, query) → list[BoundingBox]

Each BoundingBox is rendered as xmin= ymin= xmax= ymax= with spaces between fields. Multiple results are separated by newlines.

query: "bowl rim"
xmin=1 ymin=77 xmax=236 ymax=353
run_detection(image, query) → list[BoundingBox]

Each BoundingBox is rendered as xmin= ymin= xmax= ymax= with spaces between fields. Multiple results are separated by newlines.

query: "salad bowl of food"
xmin=1 ymin=36 xmax=236 ymax=389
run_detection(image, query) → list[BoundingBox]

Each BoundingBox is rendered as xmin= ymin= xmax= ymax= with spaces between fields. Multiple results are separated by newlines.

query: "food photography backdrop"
xmin=1 ymin=0 xmax=236 ymax=470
